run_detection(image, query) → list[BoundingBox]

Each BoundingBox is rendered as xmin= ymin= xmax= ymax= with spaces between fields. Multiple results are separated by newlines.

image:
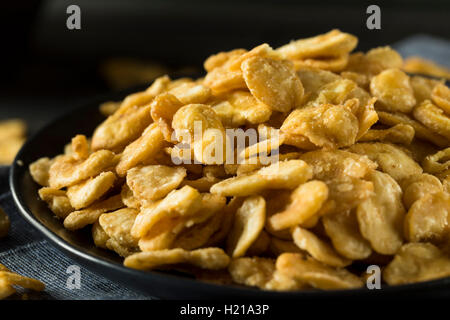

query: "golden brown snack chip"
xmin=38 ymin=187 xmax=74 ymax=219
xmin=67 ymin=171 xmax=116 ymax=209
xmin=227 ymin=195 xmax=266 ymax=258
xmin=292 ymin=227 xmax=351 ymax=267
xmin=276 ymin=253 xmax=363 ymax=290
xmin=356 ymin=170 xmax=405 ymax=255
xmin=383 ymin=243 xmax=450 ymax=285
xmin=413 ymin=100 xmax=450 ymax=140
xmin=370 ymin=69 xmax=416 ymax=113
xmin=403 ymin=56 xmax=450 ymax=80
xmin=124 ymin=248 xmax=230 ymax=270
xmin=29 ymin=157 xmax=53 ymax=187
xmin=242 ymin=56 xmax=303 ymax=113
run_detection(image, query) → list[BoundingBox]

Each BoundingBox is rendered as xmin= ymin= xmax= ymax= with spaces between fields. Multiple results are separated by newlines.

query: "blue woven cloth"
xmin=0 ymin=167 xmax=151 ymax=300
xmin=1 ymin=35 xmax=449 ymax=300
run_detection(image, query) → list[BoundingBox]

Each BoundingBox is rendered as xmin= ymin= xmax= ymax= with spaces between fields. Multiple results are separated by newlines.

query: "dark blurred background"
xmin=0 ymin=0 xmax=449 ymax=134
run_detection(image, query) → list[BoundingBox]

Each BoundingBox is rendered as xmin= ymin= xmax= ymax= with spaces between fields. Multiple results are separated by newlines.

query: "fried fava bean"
xmin=276 ymin=29 xmax=357 ymax=60
xmin=357 ymin=170 xmax=405 ymax=255
xmin=0 ymin=276 xmax=16 ymax=299
xmin=212 ymin=91 xmax=272 ymax=127
xmin=281 ymin=103 xmax=359 ymax=149
xmin=383 ymin=243 xmax=450 ymax=285
xmin=150 ymin=93 xmax=184 ymax=141
xmin=91 ymin=104 xmax=153 ymax=152
xmin=116 ymin=123 xmax=166 ymax=176
xmin=323 ymin=210 xmax=372 ymax=260
xmin=29 ymin=157 xmax=53 ymax=187
xmin=168 ymin=82 xmax=211 ymax=105
xmin=227 ymin=196 xmax=266 ymax=258
xmin=345 ymin=46 xmax=403 ymax=77
xmin=228 ymin=257 xmax=275 ymax=289
xmin=92 ymin=221 xmax=109 ymax=249
xmin=124 ymin=248 xmax=230 ymax=270
xmin=48 ymin=150 xmax=117 ymax=189
xmin=377 ymin=110 xmax=449 ymax=147
xmin=99 ymin=208 xmax=139 ymax=249
xmin=0 ymin=208 xmax=10 ymax=238
xmin=403 ymin=57 xmax=450 ymax=80
xmin=348 ymin=143 xmax=422 ymax=182
xmin=242 ymin=56 xmax=303 ymax=113
xmin=38 ymin=187 xmax=74 ymax=219
xmin=276 ymin=253 xmax=363 ymax=290
xmin=410 ymin=76 xmax=441 ymax=103
xmin=172 ymin=196 xmax=226 ymax=250
xmin=120 ymin=183 xmax=141 ymax=209
xmin=413 ymin=100 xmax=450 ymax=140
xmin=422 ymin=147 xmax=450 ymax=174
xmin=401 ymin=174 xmax=443 ymax=209
xmin=404 ymin=192 xmax=450 ymax=243
xmin=66 ymin=171 xmax=116 ymax=209
xmin=71 ymin=134 xmax=90 ymax=160
xmin=210 ymin=160 xmax=312 ymax=196
xmin=370 ymin=69 xmax=416 ymax=113
xmin=292 ymin=55 xmax=349 ymax=72
xmin=0 ymin=271 xmax=45 ymax=292
xmin=359 ymin=124 xmax=415 ymax=145
xmin=204 ymin=49 xmax=247 ymax=72
xmin=131 ymin=186 xmax=202 ymax=238
xmin=228 ymin=257 xmax=306 ymax=290
xmin=63 ymin=194 xmax=123 ymax=230
xmin=268 ymin=181 xmax=328 ymax=231
xmin=126 ymin=165 xmax=186 ymax=204
xmin=299 ymin=150 xmax=377 ymax=214
xmin=292 ymin=227 xmax=351 ymax=267
xmin=431 ymin=83 xmax=450 ymax=114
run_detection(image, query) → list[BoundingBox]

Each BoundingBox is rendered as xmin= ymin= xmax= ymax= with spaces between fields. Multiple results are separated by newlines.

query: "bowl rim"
xmin=9 ymin=87 xmax=450 ymax=299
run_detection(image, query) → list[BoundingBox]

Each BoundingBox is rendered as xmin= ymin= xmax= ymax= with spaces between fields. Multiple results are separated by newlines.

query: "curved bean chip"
xmin=116 ymin=123 xmax=166 ymax=176
xmin=124 ymin=248 xmax=230 ymax=270
xmin=127 ymin=165 xmax=186 ymax=203
xmin=99 ymin=208 xmax=139 ymax=249
xmin=323 ymin=210 xmax=372 ymax=260
xmin=357 ymin=170 xmax=405 ymax=255
xmin=413 ymin=100 xmax=450 ymax=140
xmin=227 ymin=195 xmax=266 ymax=258
xmin=431 ymin=83 xmax=450 ymax=114
xmin=377 ymin=110 xmax=449 ymax=147
xmin=211 ymin=160 xmax=312 ymax=196
xmin=292 ymin=227 xmax=351 ymax=267
xmin=370 ymin=69 xmax=416 ymax=113
xmin=401 ymin=173 xmax=443 ymax=209
xmin=276 ymin=253 xmax=363 ymax=290
xmin=404 ymin=192 xmax=450 ymax=243
xmin=38 ymin=187 xmax=74 ymax=219
xmin=422 ymin=147 xmax=450 ymax=174
xmin=383 ymin=243 xmax=450 ymax=285
xmin=212 ymin=91 xmax=272 ymax=127
xmin=29 ymin=157 xmax=53 ymax=187
xmin=276 ymin=29 xmax=357 ymax=60
xmin=345 ymin=46 xmax=403 ymax=77
xmin=48 ymin=150 xmax=117 ymax=189
xmin=268 ymin=180 xmax=328 ymax=231
xmin=67 ymin=171 xmax=116 ymax=210
xmin=242 ymin=56 xmax=303 ymax=113
xmin=92 ymin=104 xmax=153 ymax=152
xmin=359 ymin=124 xmax=415 ymax=145
xmin=349 ymin=143 xmax=422 ymax=182
xmin=63 ymin=194 xmax=123 ymax=230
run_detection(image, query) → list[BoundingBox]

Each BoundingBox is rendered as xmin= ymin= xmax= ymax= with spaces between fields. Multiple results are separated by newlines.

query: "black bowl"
xmin=9 ymin=88 xmax=450 ymax=299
